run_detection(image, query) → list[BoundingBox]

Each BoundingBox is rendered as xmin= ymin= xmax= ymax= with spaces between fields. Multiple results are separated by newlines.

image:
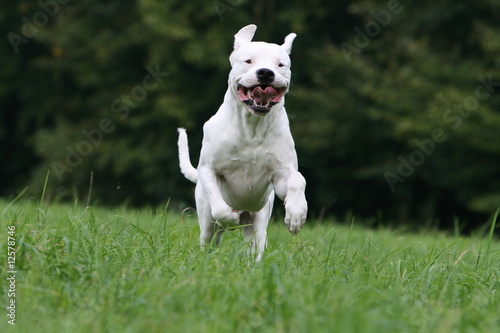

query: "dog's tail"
xmin=177 ymin=128 xmax=199 ymax=183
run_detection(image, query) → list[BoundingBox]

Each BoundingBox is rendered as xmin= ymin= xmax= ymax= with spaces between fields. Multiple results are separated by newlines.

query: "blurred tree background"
xmin=1 ymin=0 xmax=499 ymax=231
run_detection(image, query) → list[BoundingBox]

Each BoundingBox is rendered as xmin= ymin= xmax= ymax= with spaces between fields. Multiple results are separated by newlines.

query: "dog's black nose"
xmin=256 ymin=68 xmax=275 ymax=84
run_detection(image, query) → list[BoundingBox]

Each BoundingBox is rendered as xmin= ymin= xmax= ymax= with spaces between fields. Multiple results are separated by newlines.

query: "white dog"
xmin=177 ymin=24 xmax=307 ymax=261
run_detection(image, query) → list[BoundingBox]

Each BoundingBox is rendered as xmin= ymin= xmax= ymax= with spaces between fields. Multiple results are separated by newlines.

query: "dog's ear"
xmin=282 ymin=33 xmax=297 ymax=55
xmin=234 ymin=24 xmax=257 ymax=51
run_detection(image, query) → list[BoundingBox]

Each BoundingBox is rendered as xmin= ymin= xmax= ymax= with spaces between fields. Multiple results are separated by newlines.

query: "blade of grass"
xmin=1 ymin=186 xmax=28 ymax=216
xmin=37 ymin=170 xmax=51 ymax=223
xmin=485 ymin=208 xmax=498 ymax=265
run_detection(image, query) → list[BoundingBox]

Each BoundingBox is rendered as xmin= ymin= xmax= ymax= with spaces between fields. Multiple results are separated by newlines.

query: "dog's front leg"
xmin=275 ymin=171 xmax=308 ymax=235
xmin=198 ymin=166 xmax=240 ymax=224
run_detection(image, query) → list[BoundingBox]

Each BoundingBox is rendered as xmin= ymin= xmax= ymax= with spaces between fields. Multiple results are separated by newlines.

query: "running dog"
xmin=177 ymin=24 xmax=307 ymax=261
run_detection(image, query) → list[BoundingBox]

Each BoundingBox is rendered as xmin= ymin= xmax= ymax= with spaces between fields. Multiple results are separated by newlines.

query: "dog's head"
xmin=229 ymin=24 xmax=296 ymax=116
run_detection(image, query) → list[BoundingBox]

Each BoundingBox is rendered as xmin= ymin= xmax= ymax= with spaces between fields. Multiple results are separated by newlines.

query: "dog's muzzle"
xmin=237 ymin=84 xmax=286 ymax=115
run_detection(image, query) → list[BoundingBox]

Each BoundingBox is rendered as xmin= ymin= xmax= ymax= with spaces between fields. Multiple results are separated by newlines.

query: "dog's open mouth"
xmin=237 ymin=85 xmax=286 ymax=115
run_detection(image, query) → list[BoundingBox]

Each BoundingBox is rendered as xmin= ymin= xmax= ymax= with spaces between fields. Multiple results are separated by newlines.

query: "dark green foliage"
xmin=1 ymin=0 xmax=499 ymax=229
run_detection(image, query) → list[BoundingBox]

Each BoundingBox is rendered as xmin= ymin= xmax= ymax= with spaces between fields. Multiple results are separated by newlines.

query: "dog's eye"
xmin=278 ymin=63 xmax=285 ymax=67
xmin=245 ymin=59 xmax=252 ymax=64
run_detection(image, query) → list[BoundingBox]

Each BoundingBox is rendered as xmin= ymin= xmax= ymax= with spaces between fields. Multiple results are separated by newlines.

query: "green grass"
xmin=1 ymin=199 xmax=499 ymax=332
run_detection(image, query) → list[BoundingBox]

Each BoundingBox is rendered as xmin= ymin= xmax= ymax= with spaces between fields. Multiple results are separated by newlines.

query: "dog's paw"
xmin=284 ymin=201 xmax=307 ymax=235
xmin=212 ymin=204 xmax=240 ymax=225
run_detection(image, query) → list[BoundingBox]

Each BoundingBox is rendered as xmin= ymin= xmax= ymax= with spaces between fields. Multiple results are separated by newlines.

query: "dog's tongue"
xmin=252 ymin=86 xmax=277 ymax=105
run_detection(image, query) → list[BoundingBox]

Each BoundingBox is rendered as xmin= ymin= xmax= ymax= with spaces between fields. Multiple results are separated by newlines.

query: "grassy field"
xmin=1 ymin=199 xmax=499 ymax=333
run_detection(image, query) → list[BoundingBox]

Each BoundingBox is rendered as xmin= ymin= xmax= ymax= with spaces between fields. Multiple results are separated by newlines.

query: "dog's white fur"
xmin=178 ymin=24 xmax=307 ymax=261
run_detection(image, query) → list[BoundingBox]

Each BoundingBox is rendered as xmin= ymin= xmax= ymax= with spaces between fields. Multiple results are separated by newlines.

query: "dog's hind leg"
xmin=199 ymin=218 xmax=224 ymax=249
xmin=242 ymin=191 xmax=274 ymax=262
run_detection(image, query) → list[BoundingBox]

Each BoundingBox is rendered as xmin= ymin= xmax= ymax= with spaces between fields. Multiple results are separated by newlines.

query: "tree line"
xmin=1 ymin=0 xmax=499 ymax=231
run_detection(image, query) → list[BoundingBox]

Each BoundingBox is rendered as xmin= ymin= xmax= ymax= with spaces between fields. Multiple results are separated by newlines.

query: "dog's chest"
xmin=214 ymin=141 xmax=274 ymax=175
xmin=219 ymin=147 xmax=276 ymax=210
